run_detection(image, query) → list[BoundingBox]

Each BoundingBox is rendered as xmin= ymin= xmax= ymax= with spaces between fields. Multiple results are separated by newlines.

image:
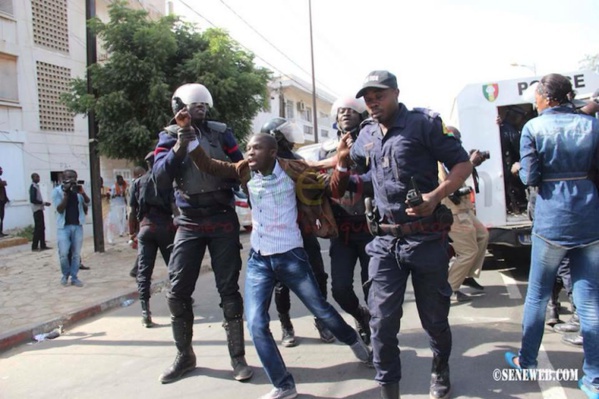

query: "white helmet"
xmin=171 ymin=83 xmax=213 ymax=114
xmin=260 ymin=117 xmax=305 ymax=144
xmin=330 ymin=96 xmax=367 ymax=119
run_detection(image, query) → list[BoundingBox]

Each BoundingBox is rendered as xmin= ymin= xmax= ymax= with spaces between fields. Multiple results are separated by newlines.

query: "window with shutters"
xmin=32 ymin=0 xmax=69 ymax=53
xmin=0 ymin=0 xmax=14 ymax=17
xmin=36 ymin=61 xmax=74 ymax=131
xmin=0 ymin=53 xmax=18 ymax=102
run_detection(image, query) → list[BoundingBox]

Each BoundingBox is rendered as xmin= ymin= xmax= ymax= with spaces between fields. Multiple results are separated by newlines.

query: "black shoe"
xmin=129 ymin=267 xmax=137 ymax=278
xmin=231 ymin=356 xmax=253 ymax=381
xmin=562 ymin=333 xmax=583 ymax=347
xmin=40 ymin=246 xmax=52 ymax=251
xmin=462 ymin=277 xmax=484 ymax=291
xmin=354 ymin=305 xmax=371 ymax=346
xmin=451 ymin=291 xmax=472 ymax=303
xmin=32 ymin=248 xmax=40 ymax=252
xmin=159 ymin=349 xmax=197 ymax=384
xmin=545 ymin=303 xmax=562 ymax=327
xmin=79 ymin=265 xmax=90 ymax=270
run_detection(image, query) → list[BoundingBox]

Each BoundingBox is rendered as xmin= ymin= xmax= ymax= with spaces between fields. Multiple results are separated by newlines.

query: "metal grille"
xmin=36 ymin=61 xmax=74 ymax=131
xmin=31 ymin=0 xmax=69 ymax=53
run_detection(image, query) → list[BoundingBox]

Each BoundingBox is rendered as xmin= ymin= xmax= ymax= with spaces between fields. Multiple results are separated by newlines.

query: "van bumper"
xmin=488 ymin=225 xmax=532 ymax=248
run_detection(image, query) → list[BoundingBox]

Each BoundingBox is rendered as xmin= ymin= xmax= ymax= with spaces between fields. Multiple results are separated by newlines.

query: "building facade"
xmin=0 ymin=0 xmax=164 ymax=238
xmin=251 ymin=74 xmax=336 ymax=145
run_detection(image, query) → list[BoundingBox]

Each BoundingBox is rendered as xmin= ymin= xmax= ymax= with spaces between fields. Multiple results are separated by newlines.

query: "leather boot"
xmin=141 ymin=300 xmax=155 ymax=328
xmin=554 ymin=311 xmax=579 ymax=334
xmin=159 ymin=299 xmax=196 ymax=384
xmin=354 ymin=305 xmax=371 ymax=346
xmin=223 ymin=318 xmax=253 ymax=381
xmin=278 ymin=313 xmax=297 ymax=347
xmin=381 ymin=382 xmax=400 ymax=399
xmin=546 ymin=281 xmax=562 ymax=326
xmin=430 ymin=356 xmax=451 ymax=399
xmin=562 ymin=333 xmax=583 ymax=347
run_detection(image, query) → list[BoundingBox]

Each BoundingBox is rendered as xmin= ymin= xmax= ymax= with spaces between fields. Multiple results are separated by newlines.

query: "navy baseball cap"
xmin=355 ymin=70 xmax=398 ymax=98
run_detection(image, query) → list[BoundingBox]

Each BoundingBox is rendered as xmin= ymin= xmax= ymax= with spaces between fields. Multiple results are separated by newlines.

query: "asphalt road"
xmin=0 ymin=241 xmax=587 ymax=399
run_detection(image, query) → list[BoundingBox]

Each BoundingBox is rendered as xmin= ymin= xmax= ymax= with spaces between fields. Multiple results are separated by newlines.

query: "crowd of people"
xmin=1 ymin=70 xmax=597 ymax=399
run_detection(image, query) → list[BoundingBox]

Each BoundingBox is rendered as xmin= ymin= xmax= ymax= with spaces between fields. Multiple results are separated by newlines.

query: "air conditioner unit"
xmin=297 ymin=101 xmax=306 ymax=112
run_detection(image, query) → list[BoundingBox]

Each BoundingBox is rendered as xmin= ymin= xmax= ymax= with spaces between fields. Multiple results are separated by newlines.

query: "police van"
xmin=450 ymin=70 xmax=599 ymax=261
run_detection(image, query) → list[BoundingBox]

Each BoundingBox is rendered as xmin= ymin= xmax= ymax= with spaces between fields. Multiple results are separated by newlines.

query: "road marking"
xmin=500 ymin=271 xmax=522 ymax=299
xmin=538 ymin=343 xmax=570 ymax=399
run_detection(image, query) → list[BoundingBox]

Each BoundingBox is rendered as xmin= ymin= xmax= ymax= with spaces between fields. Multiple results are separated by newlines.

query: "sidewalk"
xmin=0 ymin=232 xmax=250 ymax=352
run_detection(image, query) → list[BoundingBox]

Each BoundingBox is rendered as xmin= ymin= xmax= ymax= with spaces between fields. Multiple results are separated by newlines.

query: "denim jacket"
xmin=52 ymin=186 xmax=87 ymax=228
xmin=519 ymin=105 xmax=599 ymax=246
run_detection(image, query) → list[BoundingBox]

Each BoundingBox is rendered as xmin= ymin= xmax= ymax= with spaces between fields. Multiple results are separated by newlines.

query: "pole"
xmin=308 ymin=0 xmax=318 ymax=143
xmin=86 ymin=0 xmax=104 ymax=252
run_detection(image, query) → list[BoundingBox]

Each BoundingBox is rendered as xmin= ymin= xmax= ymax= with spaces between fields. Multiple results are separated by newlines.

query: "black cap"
xmin=355 ymin=70 xmax=398 ymax=98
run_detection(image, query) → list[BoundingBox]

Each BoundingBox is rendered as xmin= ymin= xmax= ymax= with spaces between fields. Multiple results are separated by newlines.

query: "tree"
xmin=580 ymin=53 xmax=599 ymax=73
xmin=62 ymin=1 xmax=271 ymax=161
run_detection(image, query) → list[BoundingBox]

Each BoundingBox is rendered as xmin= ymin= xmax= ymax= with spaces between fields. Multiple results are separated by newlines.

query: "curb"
xmin=0 ymin=278 xmax=170 ymax=354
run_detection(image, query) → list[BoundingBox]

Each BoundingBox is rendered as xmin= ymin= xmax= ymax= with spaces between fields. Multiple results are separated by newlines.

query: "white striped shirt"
xmin=248 ymin=160 xmax=302 ymax=256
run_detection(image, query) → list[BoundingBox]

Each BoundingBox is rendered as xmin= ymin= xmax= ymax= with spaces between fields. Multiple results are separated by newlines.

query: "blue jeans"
xmin=519 ymin=235 xmax=599 ymax=388
xmin=57 ymin=225 xmax=83 ymax=280
xmin=245 ymin=247 xmax=358 ymax=390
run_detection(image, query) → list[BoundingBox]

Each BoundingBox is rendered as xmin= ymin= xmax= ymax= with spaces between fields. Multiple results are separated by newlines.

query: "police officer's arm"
xmin=128 ymin=180 xmax=140 ymax=236
xmin=221 ymin=129 xmax=244 ymax=162
xmin=153 ymin=129 xmax=185 ymax=190
xmin=518 ymin=124 xmax=540 ymax=186
xmin=407 ymin=118 xmax=471 ymax=217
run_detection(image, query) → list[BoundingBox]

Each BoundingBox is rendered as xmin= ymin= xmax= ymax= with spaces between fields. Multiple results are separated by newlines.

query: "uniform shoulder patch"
xmin=411 ymin=107 xmax=440 ymax=119
xmin=441 ymin=122 xmax=455 ymax=137
xmin=206 ymin=121 xmax=227 ymax=133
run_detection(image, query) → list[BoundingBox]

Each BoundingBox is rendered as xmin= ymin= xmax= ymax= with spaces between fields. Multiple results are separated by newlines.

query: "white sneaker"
xmin=257 ymin=386 xmax=298 ymax=399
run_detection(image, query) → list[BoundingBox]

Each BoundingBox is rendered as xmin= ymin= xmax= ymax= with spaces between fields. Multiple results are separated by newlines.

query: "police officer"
xmin=153 ymin=83 xmax=252 ymax=383
xmin=260 ymin=117 xmax=335 ymax=346
xmin=327 ymin=97 xmax=373 ymax=344
xmin=351 ymin=71 xmax=472 ymax=399
xmin=129 ymin=152 xmax=176 ymax=328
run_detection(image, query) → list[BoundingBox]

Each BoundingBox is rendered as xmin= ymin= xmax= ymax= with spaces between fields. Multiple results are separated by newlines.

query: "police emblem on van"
xmin=482 ymin=83 xmax=499 ymax=102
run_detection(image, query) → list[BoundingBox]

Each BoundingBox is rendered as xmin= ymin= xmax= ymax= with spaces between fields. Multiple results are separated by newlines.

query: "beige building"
xmin=0 ymin=0 xmax=165 ymax=238
xmin=251 ymin=74 xmax=336 ymax=144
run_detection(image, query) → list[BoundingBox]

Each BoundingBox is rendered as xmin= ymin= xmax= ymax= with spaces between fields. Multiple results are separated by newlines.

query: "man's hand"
xmin=336 ymin=133 xmax=353 ymax=168
xmin=405 ymin=191 xmax=440 ymax=218
xmin=173 ymin=109 xmax=196 ymax=157
xmin=469 ymin=150 xmax=484 ymax=167
xmin=511 ymin=162 xmax=521 ymax=176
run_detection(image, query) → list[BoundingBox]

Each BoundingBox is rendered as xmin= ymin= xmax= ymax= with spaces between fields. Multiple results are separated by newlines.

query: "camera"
xmin=448 ymin=186 xmax=472 ymax=205
xmin=479 ymin=151 xmax=490 ymax=160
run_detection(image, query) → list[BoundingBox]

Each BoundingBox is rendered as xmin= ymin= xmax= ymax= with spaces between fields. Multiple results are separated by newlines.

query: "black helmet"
xmin=259 ymin=117 xmax=304 ymax=144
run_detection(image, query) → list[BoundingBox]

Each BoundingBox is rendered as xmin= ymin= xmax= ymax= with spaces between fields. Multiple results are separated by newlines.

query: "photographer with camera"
xmin=441 ymin=126 xmax=490 ymax=303
xmin=51 ymin=169 xmax=90 ymax=287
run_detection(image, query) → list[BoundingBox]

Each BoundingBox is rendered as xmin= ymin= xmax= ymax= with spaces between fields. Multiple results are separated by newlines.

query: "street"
xmin=0 ymin=239 xmax=587 ymax=399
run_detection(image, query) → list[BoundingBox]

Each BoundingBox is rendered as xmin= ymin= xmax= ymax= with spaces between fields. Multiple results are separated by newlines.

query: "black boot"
xmin=430 ymin=356 xmax=451 ymax=399
xmin=159 ymin=299 xmax=196 ymax=384
xmin=354 ymin=305 xmax=371 ymax=346
xmin=278 ymin=313 xmax=297 ymax=348
xmin=223 ymin=318 xmax=253 ymax=381
xmin=546 ymin=281 xmax=562 ymax=326
xmin=141 ymin=300 xmax=155 ymax=328
xmin=381 ymin=382 xmax=400 ymax=399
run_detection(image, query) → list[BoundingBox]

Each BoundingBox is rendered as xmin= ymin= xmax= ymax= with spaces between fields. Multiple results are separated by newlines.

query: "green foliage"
xmin=15 ymin=225 xmax=34 ymax=241
xmin=61 ymin=0 xmax=271 ymax=161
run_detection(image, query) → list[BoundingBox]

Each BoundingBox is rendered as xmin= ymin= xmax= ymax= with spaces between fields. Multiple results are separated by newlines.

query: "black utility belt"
xmin=180 ymin=206 xmax=232 ymax=218
xmin=369 ymin=205 xmax=454 ymax=238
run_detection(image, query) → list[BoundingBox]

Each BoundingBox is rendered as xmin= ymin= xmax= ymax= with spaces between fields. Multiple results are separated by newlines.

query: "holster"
xmin=364 ymin=197 xmax=381 ymax=236
xmin=374 ymin=204 xmax=454 ymax=238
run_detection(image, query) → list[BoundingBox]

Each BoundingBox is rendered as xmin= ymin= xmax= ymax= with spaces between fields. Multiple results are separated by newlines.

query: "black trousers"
xmin=32 ymin=210 xmax=47 ymax=250
xmin=0 ymin=202 xmax=5 ymax=234
xmin=137 ymin=219 xmax=175 ymax=301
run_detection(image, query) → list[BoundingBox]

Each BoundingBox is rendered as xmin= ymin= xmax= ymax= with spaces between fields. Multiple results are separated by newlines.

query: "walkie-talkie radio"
xmin=406 ymin=176 xmax=424 ymax=207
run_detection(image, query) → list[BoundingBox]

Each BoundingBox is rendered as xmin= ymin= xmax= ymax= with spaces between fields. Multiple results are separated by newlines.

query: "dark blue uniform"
xmin=153 ymin=121 xmax=247 ymax=364
xmin=351 ymin=104 xmax=469 ymax=385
